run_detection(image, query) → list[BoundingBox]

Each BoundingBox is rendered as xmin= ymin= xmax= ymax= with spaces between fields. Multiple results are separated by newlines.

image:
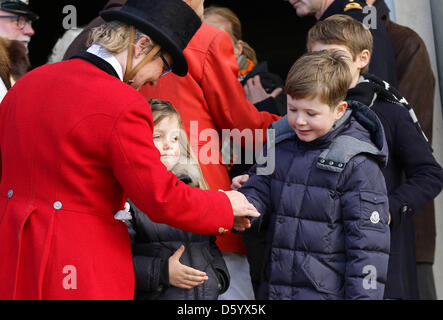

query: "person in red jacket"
xmin=140 ymin=3 xmax=281 ymax=300
xmin=0 ymin=0 xmax=259 ymax=300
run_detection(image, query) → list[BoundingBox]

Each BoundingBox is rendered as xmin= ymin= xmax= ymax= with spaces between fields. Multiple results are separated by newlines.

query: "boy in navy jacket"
xmin=238 ymin=50 xmax=391 ymax=299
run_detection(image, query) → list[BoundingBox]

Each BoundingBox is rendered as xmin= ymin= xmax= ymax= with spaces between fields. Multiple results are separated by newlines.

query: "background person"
xmin=203 ymin=5 xmax=286 ymax=117
xmin=0 ymin=0 xmax=37 ymax=50
xmin=367 ymin=0 xmax=439 ymax=300
xmin=283 ymin=0 xmax=398 ymax=87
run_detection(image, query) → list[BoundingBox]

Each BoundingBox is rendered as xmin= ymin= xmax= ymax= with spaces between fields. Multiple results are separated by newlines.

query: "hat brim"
xmin=100 ymin=9 xmax=188 ymax=77
xmin=2 ymin=7 xmax=38 ymax=21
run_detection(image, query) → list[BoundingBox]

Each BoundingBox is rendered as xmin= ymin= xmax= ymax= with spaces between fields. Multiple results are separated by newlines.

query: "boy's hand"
xmin=231 ymin=174 xmax=250 ymax=190
xmin=169 ymin=245 xmax=208 ymax=289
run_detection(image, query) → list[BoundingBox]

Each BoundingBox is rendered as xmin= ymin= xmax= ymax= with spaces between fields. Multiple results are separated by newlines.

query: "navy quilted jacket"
xmin=239 ymin=101 xmax=391 ymax=300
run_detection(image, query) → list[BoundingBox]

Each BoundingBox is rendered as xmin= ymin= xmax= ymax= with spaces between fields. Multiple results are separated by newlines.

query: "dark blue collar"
xmin=69 ymin=51 xmax=120 ymax=80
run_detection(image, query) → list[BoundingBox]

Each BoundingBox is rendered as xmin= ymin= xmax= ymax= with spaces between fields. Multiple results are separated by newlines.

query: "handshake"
xmin=223 ymin=174 xmax=255 ymax=232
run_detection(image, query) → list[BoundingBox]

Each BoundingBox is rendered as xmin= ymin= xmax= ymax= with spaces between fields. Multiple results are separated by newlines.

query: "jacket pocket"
xmin=301 ymin=255 xmax=343 ymax=295
xmin=359 ymin=191 xmax=388 ymax=232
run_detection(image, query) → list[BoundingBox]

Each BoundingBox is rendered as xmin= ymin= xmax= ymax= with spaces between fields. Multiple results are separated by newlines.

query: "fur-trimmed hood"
xmin=0 ymin=37 xmax=30 ymax=89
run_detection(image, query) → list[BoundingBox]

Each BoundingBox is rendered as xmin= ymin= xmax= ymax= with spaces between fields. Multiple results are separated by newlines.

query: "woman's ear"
xmin=233 ymin=39 xmax=244 ymax=59
xmin=335 ymin=101 xmax=348 ymax=120
xmin=134 ymin=36 xmax=153 ymax=58
xmin=358 ymin=49 xmax=371 ymax=71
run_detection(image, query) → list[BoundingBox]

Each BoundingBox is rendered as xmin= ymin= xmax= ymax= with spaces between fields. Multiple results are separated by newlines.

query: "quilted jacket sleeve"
xmin=238 ymin=165 xmax=273 ymax=232
xmin=339 ymin=156 xmax=390 ymax=299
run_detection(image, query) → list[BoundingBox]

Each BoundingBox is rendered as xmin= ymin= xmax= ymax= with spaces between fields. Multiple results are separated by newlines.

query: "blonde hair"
xmin=148 ymin=99 xmax=209 ymax=190
xmin=88 ymin=21 xmax=153 ymax=54
xmin=285 ymin=50 xmax=352 ymax=107
xmin=204 ymin=6 xmax=257 ymax=65
xmin=307 ymin=14 xmax=373 ymax=74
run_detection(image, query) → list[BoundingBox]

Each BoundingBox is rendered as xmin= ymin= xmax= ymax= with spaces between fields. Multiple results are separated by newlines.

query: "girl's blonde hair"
xmin=149 ymin=99 xmax=209 ymax=190
xmin=203 ymin=6 xmax=257 ymax=65
xmin=88 ymin=21 xmax=154 ymax=54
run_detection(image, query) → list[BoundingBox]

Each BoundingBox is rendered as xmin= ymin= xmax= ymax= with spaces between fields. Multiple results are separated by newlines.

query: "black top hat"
xmin=100 ymin=0 xmax=201 ymax=77
xmin=1 ymin=0 xmax=38 ymax=21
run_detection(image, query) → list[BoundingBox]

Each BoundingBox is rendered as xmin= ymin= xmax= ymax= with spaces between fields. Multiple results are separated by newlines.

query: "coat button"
xmin=329 ymin=161 xmax=334 ymax=166
xmin=402 ymin=205 xmax=408 ymax=213
xmin=7 ymin=190 xmax=13 ymax=198
xmin=53 ymin=201 xmax=63 ymax=210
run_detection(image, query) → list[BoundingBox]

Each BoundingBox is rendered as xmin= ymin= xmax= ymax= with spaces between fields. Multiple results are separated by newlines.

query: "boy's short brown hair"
xmin=307 ymin=14 xmax=373 ymax=74
xmin=285 ymin=50 xmax=352 ymax=107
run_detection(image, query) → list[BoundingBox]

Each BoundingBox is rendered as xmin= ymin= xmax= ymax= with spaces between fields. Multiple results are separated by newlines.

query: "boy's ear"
xmin=335 ymin=101 xmax=348 ymax=120
xmin=358 ymin=49 xmax=371 ymax=71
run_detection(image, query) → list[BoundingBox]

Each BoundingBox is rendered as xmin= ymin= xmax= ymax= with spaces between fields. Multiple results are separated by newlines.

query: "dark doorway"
xmin=28 ymin=0 xmax=316 ymax=80
xmin=28 ymin=0 xmax=108 ymax=68
xmin=205 ymin=0 xmax=316 ymax=80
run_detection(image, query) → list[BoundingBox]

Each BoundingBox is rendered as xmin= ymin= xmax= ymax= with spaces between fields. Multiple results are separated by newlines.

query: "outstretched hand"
xmin=169 ymin=245 xmax=208 ymax=289
xmin=224 ymin=190 xmax=260 ymax=231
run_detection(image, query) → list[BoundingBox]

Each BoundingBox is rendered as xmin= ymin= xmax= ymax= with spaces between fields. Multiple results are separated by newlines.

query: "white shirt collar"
xmin=0 ymin=78 xmax=8 ymax=103
xmin=86 ymin=44 xmax=124 ymax=81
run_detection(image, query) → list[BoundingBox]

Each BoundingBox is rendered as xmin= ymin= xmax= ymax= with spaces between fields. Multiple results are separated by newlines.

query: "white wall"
xmin=393 ymin=0 xmax=443 ymax=300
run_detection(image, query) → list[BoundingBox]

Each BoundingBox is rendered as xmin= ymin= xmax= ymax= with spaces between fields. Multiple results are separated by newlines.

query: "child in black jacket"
xmin=125 ymin=99 xmax=230 ymax=300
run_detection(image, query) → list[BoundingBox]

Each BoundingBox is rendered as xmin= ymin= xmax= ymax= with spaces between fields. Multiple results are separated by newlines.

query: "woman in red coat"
xmin=0 ymin=0 xmax=258 ymax=300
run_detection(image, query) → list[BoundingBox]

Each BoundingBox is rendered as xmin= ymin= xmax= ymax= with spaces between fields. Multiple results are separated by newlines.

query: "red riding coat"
xmin=0 ymin=57 xmax=233 ymax=300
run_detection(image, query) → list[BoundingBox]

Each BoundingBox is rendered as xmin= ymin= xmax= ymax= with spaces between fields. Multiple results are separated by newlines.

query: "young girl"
xmin=126 ymin=99 xmax=230 ymax=300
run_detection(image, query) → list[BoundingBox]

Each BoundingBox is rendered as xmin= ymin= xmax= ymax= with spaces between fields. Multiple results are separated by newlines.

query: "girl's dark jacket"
xmin=346 ymin=75 xmax=443 ymax=299
xmin=127 ymin=169 xmax=230 ymax=300
xmin=239 ymin=102 xmax=391 ymax=300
